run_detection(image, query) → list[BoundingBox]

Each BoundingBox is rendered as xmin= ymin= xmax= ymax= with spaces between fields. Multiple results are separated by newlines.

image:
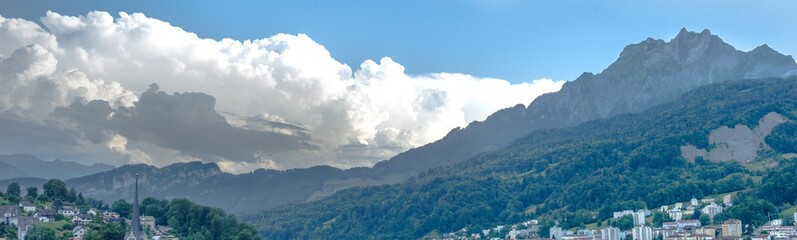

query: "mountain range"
xmin=369 ymin=28 xmax=796 ymax=175
xmin=0 ymin=154 xmax=114 ymax=181
xmin=1 ymin=28 xmax=795 ymax=218
xmin=64 ymin=162 xmax=349 ymax=212
xmin=247 ymin=74 xmax=797 ymax=239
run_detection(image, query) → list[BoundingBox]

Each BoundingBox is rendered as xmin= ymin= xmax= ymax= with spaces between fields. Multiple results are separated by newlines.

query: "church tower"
xmin=125 ymin=174 xmax=146 ymax=240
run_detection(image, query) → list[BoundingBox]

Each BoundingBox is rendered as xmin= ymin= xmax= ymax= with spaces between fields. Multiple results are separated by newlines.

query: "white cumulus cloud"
xmin=0 ymin=11 xmax=565 ymax=172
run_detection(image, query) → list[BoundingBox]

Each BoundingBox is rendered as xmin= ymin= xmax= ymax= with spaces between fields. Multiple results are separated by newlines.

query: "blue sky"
xmin=2 ymin=0 xmax=796 ymax=82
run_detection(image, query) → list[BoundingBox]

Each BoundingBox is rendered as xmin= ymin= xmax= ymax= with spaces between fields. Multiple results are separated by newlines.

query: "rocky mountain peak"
xmin=158 ymin=161 xmax=223 ymax=179
xmin=674 ymin=28 xmax=712 ymax=42
xmin=615 ymin=28 xmax=733 ymax=67
xmin=749 ymin=44 xmax=795 ymax=66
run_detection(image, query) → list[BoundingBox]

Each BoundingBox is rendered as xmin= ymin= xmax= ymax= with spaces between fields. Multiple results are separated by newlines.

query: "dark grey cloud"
xmin=54 ymin=84 xmax=317 ymax=163
xmin=0 ymin=113 xmax=77 ymax=149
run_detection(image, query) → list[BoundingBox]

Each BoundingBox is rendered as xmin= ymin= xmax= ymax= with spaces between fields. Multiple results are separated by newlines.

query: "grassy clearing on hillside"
xmin=744 ymin=158 xmax=779 ymax=172
xmin=781 ymin=153 xmax=797 ymax=159
xmin=781 ymin=205 xmax=797 ymax=219
xmin=40 ymin=220 xmax=73 ymax=239
xmin=41 ymin=220 xmax=70 ymax=230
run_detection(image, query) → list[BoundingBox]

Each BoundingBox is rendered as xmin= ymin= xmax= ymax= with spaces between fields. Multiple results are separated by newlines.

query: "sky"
xmin=0 ymin=1 xmax=795 ymax=173
xmin=2 ymin=0 xmax=796 ymax=82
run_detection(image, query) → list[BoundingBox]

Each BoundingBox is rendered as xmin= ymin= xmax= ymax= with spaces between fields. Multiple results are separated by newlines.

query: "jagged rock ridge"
xmin=372 ymin=28 xmax=797 ymax=175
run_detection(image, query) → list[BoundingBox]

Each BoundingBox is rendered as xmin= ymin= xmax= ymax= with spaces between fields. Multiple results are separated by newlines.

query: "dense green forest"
xmin=242 ymin=77 xmax=797 ymax=239
xmin=0 ymin=179 xmax=260 ymax=240
xmin=133 ymin=197 xmax=260 ymax=240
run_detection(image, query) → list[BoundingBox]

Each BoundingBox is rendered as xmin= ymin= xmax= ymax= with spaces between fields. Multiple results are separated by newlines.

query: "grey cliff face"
xmin=66 ymin=162 xmax=347 ymax=213
xmin=375 ymin=28 xmax=797 ymax=175
xmin=531 ymin=28 xmax=795 ymax=128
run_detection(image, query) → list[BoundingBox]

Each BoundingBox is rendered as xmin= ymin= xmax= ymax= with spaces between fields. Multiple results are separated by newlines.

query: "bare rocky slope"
xmin=681 ymin=112 xmax=790 ymax=163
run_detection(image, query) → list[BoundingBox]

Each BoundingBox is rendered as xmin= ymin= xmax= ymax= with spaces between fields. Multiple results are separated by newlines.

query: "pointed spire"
xmin=133 ymin=173 xmax=141 ymax=235
xmin=127 ymin=173 xmax=143 ymax=239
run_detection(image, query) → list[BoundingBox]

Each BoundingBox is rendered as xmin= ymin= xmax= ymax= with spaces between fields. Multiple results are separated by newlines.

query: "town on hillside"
xmin=432 ymin=195 xmax=797 ymax=240
xmin=0 ymin=180 xmax=176 ymax=240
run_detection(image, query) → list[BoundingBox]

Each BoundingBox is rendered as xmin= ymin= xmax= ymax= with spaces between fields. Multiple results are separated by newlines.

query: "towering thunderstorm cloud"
xmin=0 ymin=11 xmax=565 ymax=172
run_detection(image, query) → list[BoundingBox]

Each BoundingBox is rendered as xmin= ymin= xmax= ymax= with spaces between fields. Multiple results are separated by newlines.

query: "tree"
xmin=84 ymin=222 xmax=126 ymax=240
xmin=112 ymin=199 xmax=133 ymax=219
xmin=76 ymin=193 xmax=85 ymax=206
xmin=699 ymin=214 xmax=710 ymax=226
xmin=66 ymin=188 xmax=77 ymax=203
xmin=82 ymin=231 xmax=101 ymax=240
xmin=36 ymin=194 xmax=49 ymax=202
xmin=783 ymin=215 xmax=795 ymax=227
xmin=99 ymin=222 xmax=126 ymax=239
xmin=168 ymin=216 xmax=181 ymax=231
xmin=23 ymin=225 xmax=57 ymax=240
xmin=59 ymin=223 xmax=73 ymax=231
xmin=724 ymin=196 xmax=777 ymax=233
xmin=692 ymin=210 xmax=702 ymax=220
xmin=6 ymin=182 xmax=20 ymax=198
xmin=713 ymin=212 xmax=728 ymax=225
xmin=234 ymin=229 xmax=258 ymax=240
xmin=53 ymin=200 xmax=63 ymax=210
xmin=43 ymin=179 xmax=67 ymax=201
xmin=26 ymin=186 xmax=38 ymax=199
xmin=186 ymin=231 xmax=209 ymax=240
xmin=652 ymin=212 xmax=667 ymax=227
xmin=1 ymin=223 xmax=18 ymax=239
xmin=611 ymin=215 xmax=634 ymax=230
xmin=94 ymin=213 xmax=102 ymax=224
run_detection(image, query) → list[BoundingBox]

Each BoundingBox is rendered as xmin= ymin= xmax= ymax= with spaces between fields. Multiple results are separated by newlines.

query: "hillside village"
xmin=433 ymin=195 xmax=797 ymax=240
xmin=0 ymin=179 xmax=177 ymax=240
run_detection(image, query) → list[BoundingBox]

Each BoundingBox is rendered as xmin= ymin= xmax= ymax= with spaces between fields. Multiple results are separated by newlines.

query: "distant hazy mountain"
xmin=0 ymin=154 xmax=114 ymax=181
xmin=0 ymin=161 xmax=28 ymax=179
xmin=0 ymin=178 xmax=48 ymax=190
xmin=370 ymin=28 xmax=796 ymax=175
xmin=65 ymin=162 xmax=351 ymax=213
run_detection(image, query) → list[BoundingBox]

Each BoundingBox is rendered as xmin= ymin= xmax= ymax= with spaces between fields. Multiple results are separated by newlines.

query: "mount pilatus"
xmin=373 ymin=28 xmax=796 ymax=175
xmin=63 ymin=29 xmax=797 ymax=213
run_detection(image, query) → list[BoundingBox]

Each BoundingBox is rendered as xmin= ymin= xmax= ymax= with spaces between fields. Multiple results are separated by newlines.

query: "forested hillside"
xmin=243 ymin=77 xmax=797 ymax=239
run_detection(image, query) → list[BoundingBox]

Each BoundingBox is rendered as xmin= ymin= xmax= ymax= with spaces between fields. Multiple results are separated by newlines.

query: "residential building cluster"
xmin=0 ymin=201 xmax=176 ymax=240
xmin=429 ymin=195 xmax=797 ymax=240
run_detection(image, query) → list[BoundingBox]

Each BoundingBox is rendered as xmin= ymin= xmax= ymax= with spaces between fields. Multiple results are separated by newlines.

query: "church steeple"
xmin=125 ymin=173 xmax=145 ymax=240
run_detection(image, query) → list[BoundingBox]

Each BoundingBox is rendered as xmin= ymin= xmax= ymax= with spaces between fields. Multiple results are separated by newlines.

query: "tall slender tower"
xmin=125 ymin=174 xmax=145 ymax=240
